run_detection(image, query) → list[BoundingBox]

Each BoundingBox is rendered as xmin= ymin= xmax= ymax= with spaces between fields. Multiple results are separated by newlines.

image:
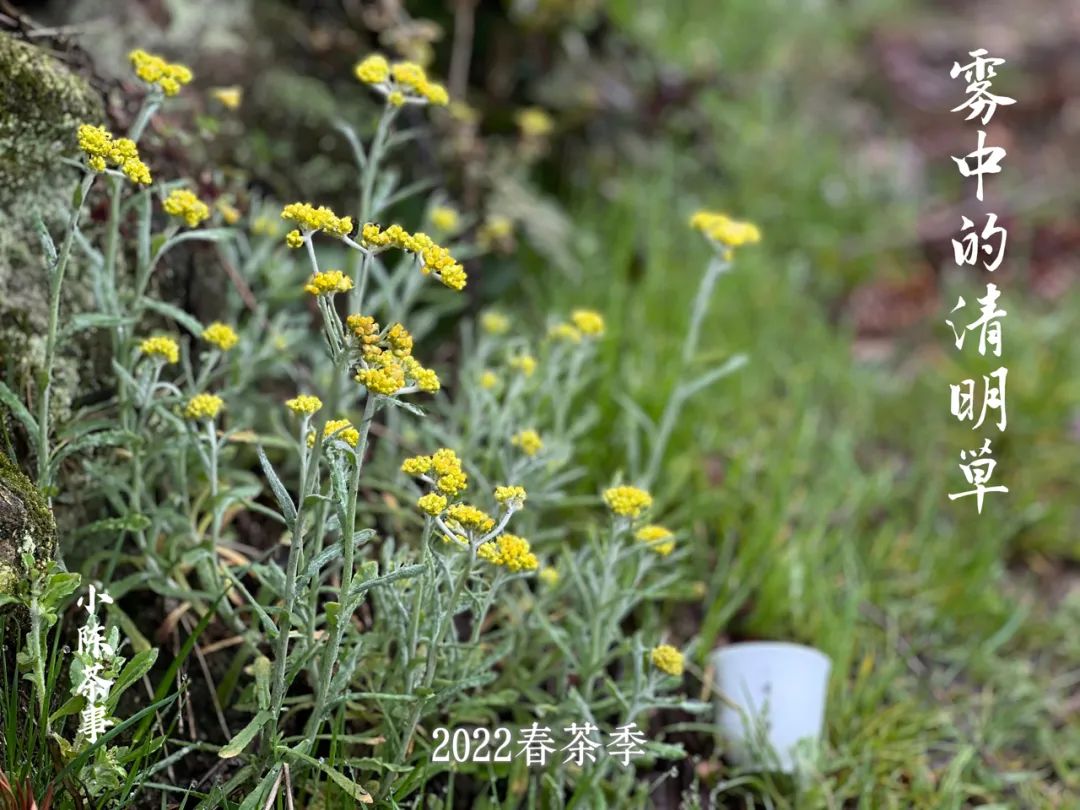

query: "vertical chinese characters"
xmin=946 ymin=49 xmax=1016 ymax=512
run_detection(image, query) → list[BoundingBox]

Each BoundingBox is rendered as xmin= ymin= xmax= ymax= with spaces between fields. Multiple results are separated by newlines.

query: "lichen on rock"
xmin=0 ymin=451 xmax=57 ymax=596
xmin=0 ymin=32 xmax=103 ymax=445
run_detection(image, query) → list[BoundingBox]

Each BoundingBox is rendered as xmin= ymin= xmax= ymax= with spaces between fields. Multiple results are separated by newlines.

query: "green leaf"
xmin=49 ymin=694 xmax=86 ymax=724
xmin=0 ymin=381 xmax=39 ymax=451
xmin=57 ymin=693 xmax=178 ymax=783
xmin=61 ymin=312 xmax=134 ymax=340
xmin=283 ymin=749 xmax=373 ymax=803
xmin=303 ymin=529 xmax=376 ymax=582
xmin=34 ymin=217 xmax=57 ymax=268
xmin=236 ymin=766 xmax=281 ymax=810
xmin=73 ymin=514 xmax=151 ymax=538
xmin=140 ymin=298 xmax=205 ymax=336
xmin=107 ymin=648 xmax=158 ymax=712
xmin=218 ymin=710 xmax=272 ymax=759
xmin=254 ymin=656 xmax=271 ymax=712
xmin=257 ymin=446 xmax=297 ymax=529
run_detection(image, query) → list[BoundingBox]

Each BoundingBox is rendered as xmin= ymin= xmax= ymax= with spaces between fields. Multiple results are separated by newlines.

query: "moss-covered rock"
xmin=0 ymin=31 xmax=102 ymax=205
xmin=0 ymin=451 xmax=56 ymax=596
xmin=0 ymin=33 xmax=103 ymax=451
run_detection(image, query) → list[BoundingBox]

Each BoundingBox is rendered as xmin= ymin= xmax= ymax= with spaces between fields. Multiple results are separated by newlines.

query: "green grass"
xmin=527 ymin=0 xmax=1080 ymax=805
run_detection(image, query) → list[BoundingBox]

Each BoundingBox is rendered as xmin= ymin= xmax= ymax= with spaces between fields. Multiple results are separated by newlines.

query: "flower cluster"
xmin=516 ymin=107 xmax=554 ymax=138
xmin=508 ymin=353 xmax=537 ymax=377
xmin=163 ymin=188 xmax=210 ymax=228
xmin=346 ymin=315 xmax=440 ymax=396
xmin=511 ymin=429 xmax=543 ymax=456
xmin=184 ymin=393 xmax=224 ymax=421
xmin=129 ymin=49 xmax=193 ymax=96
xmin=446 ymin=503 xmax=495 ymax=533
xmin=308 ymin=418 xmax=360 ymax=448
xmin=77 ymin=124 xmax=151 ymax=184
xmin=139 ymin=335 xmax=179 ymax=364
xmin=304 ymin=270 xmax=353 ymax=297
xmin=285 ymin=394 xmax=323 ymax=416
xmin=211 ymin=86 xmax=242 ymax=109
xmin=650 ymin=644 xmax=685 ymax=676
xmin=354 ymin=54 xmax=449 ymax=107
xmin=201 ymin=322 xmax=238 ymax=351
xmin=603 ymin=485 xmax=653 ymax=519
xmin=402 ymin=448 xmax=468 ymax=497
xmin=282 ymin=202 xmax=354 ymax=246
xmin=571 ymin=309 xmax=605 ymax=337
xmin=478 ymin=534 xmax=539 ymax=572
xmin=481 ymin=310 xmax=511 ymax=336
xmin=548 ymin=309 xmax=606 ymax=344
xmin=690 ymin=210 xmax=761 ymax=253
xmin=494 ymin=485 xmax=527 ymax=508
xmin=360 ymin=223 xmax=466 ymax=291
xmin=430 ymin=206 xmax=460 ymax=233
xmin=635 ymin=524 xmax=675 ymax=556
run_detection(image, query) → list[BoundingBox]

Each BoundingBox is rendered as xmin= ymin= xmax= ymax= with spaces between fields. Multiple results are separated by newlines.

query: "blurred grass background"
xmin=531 ymin=0 xmax=1080 ymax=804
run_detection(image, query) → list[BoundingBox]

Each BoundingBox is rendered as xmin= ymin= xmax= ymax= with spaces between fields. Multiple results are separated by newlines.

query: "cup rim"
xmin=710 ymin=641 xmax=831 ymax=668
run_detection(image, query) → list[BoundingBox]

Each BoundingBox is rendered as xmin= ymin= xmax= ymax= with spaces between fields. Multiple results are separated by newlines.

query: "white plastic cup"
xmin=711 ymin=641 xmax=831 ymax=773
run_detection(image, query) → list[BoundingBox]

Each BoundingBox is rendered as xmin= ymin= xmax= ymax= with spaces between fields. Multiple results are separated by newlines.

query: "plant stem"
xmin=36 ymin=172 xmax=95 ymax=492
xmin=643 ymin=255 xmax=728 ymax=487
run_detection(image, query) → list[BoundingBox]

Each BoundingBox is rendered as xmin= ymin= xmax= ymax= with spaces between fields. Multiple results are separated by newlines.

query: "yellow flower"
xmin=478 ymin=534 xmax=538 ymax=573
xmin=355 ymin=352 xmax=406 ymax=396
xmin=304 ymin=270 xmax=353 ymax=297
xmin=417 ymin=492 xmax=448 ymax=516
xmin=76 ymin=124 xmax=151 ymax=184
xmin=481 ymin=215 xmax=512 ymax=239
xmin=650 ymin=644 xmax=684 ymax=677
xmin=635 ymin=524 xmax=675 ymax=556
xmin=139 ymin=336 xmax=179 ymax=364
xmin=285 ymin=229 xmax=304 ymax=248
xmin=570 ymin=309 xmax=605 ymax=337
xmin=281 ymin=202 xmax=353 ymax=240
xmin=511 ymin=429 xmax=542 ymax=457
xmin=129 ymin=49 xmax=193 ymax=96
xmin=184 ymin=393 xmax=224 ymax=421
xmin=548 ymin=322 xmax=581 ymax=343
xmin=318 ymin=418 xmax=360 ymax=448
xmin=402 ymin=449 xmax=468 ymax=496
xmin=480 ymin=311 xmax=510 ymax=336
xmin=479 ymin=370 xmax=498 ymax=390
xmin=163 ymin=188 xmax=210 ymax=228
xmin=431 ymin=448 xmax=467 ymax=495
xmin=603 ymin=486 xmax=653 ymax=518
xmin=216 ymin=200 xmax=241 ymax=225
xmin=401 ymin=455 xmax=433 ymax=476
xmin=539 ymin=567 xmax=559 ymax=586
xmin=356 ymin=54 xmax=449 ymax=106
xmin=509 ymin=354 xmax=536 ymax=377
xmin=430 ymin=206 xmax=459 ymax=233
xmin=516 ymin=107 xmax=554 ymax=138
xmin=252 ymin=215 xmax=280 ymax=237
xmin=494 ymin=485 xmax=526 ymax=508
xmin=285 ymin=394 xmax=323 ymax=416
xmin=447 ymin=503 xmax=495 ymax=533
xmin=201 ymin=322 xmax=238 ymax=351
xmin=354 ymin=54 xmax=390 ymax=85
xmin=360 ymin=223 xmax=466 ymax=291
xmin=690 ymin=210 xmax=761 ymax=250
xmin=346 ymin=314 xmax=380 ymax=344
xmin=211 ymin=86 xmax=242 ymax=109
